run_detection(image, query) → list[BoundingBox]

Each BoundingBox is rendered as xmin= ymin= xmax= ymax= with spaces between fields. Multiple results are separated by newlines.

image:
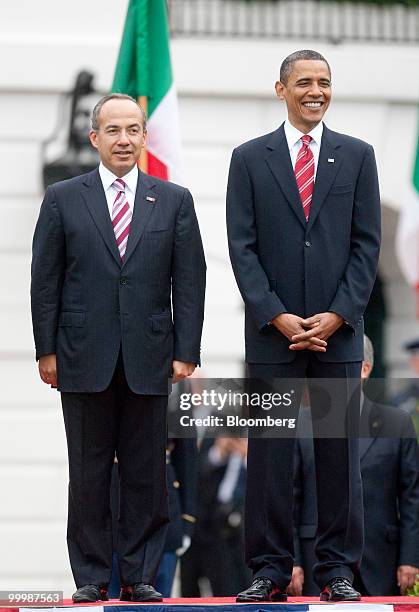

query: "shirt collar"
xmin=99 ymin=162 xmax=139 ymax=194
xmin=284 ymin=119 xmax=324 ymax=150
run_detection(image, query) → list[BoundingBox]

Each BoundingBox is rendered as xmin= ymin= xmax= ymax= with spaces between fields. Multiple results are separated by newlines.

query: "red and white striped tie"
xmin=111 ymin=178 xmax=132 ymax=261
xmin=295 ymin=135 xmax=315 ymax=221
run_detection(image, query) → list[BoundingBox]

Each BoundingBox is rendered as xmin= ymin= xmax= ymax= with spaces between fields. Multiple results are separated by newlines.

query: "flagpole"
xmin=138 ymin=95 xmax=148 ymax=173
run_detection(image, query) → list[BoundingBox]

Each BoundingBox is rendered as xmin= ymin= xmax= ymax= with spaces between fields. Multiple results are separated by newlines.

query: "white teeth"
xmin=304 ymin=102 xmax=322 ymax=108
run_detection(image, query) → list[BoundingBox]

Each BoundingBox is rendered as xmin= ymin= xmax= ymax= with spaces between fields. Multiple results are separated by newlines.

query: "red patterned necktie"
xmin=295 ymin=135 xmax=314 ymax=221
xmin=111 ymin=178 xmax=132 ymax=261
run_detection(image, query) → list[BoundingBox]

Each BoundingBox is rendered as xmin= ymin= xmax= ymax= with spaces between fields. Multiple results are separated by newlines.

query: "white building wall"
xmin=0 ymin=0 xmax=418 ymax=595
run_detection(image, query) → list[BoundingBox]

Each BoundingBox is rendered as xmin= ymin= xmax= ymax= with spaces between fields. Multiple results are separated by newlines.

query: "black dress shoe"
xmin=236 ymin=577 xmax=287 ymax=602
xmin=120 ymin=583 xmax=163 ymax=602
xmin=72 ymin=585 xmax=109 ymax=603
xmin=320 ymin=577 xmax=361 ymax=601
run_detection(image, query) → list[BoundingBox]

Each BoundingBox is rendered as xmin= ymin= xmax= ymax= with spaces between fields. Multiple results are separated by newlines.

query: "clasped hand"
xmin=271 ymin=312 xmax=344 ymax=352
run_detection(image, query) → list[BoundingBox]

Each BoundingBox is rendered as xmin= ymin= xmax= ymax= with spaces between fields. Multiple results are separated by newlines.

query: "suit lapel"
xmin=81 ymin=169 xmax=121 ymax=266
xmin=123 ymin=170 xmax=157 ymax=266
xmin=359 ymin=396 xmax=381 ymax=461
xmin=306 ymin=126 xmax=343 ymax=231
xmin=265 ymin=125 xmax=307 ymax=229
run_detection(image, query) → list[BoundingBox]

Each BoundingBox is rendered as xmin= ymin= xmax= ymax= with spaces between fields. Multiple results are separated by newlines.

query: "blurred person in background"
xmin=181 ymin=437 xmax=250 ymax=596
xmin=391 ymin=339 xmax=419 ymax=439
xmin=292 ymin=335 xmax=419 ymax=596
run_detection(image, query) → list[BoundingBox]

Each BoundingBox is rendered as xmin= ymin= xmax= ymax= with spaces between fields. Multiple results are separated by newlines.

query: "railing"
xmin=168 ymin=0 xmax=418 ymax=43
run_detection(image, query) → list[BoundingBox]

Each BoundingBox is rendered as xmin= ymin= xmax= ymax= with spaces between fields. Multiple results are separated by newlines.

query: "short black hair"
xmin=280 ymin=50 xmax=331 ymax=85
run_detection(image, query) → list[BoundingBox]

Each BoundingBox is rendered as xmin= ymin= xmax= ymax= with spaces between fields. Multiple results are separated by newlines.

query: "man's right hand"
xmin=287 ymin=566 xmax=304 ymax=596
xmin=38 ymin=354 xmax=57 ymax=387
xmin=271 ymin=313 xmax=327 ymax=352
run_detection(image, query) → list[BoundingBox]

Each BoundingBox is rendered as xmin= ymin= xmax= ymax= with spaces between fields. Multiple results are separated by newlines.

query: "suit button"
xmin=305 ymin=241 xmax=311 ymax=247
xmin=120 ymin=277 xmax=127 ymax=285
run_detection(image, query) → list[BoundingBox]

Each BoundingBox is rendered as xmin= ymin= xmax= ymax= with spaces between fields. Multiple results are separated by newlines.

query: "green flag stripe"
xmin=136 ymin=0 xmax=149 ymax=93
xmin=112 ymin=0 xmax=173 ymax=118
xmin=414 ymin=134 xmax=419 ymax=194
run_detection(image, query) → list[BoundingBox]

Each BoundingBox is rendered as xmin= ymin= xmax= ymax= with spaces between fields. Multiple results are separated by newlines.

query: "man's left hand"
xmin=172 ymin=360 xmax=196 ymax=383
xmin=290 ymin=312 xmax=344 ymax=351
xmin=397 ymin=565 xmax=419 ymax=594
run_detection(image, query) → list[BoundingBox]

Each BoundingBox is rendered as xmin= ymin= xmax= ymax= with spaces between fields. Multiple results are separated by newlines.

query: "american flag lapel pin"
xmin=327 ymin=158 xmax=335 ymax=163
xmin=146 ymin=195 xmax=156 ymax=203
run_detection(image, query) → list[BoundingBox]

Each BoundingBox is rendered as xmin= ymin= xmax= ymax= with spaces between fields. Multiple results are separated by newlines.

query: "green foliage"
xmin=406 ymin=581 xmax=419 ymax=597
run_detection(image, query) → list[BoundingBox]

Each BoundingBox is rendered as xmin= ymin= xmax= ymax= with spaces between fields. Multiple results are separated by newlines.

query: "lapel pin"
xmin=146 ymin=196 xmax=156 ymax=203
xmin=327 ymin=158 xmax=335 ymax=163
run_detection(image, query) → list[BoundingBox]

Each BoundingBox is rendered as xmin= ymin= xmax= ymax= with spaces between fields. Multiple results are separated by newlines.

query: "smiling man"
xmin=226 ymin=50 xmax=381 ymax=601
xmin=31 ymin=94 xmax=206 ymax=603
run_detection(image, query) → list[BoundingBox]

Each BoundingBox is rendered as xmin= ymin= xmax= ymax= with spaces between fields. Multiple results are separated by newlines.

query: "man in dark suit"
xmin=31 ymin=94 xmax=206 ymax=603
xmin=293 ymin=336 xmax=419 ymax=596
xmin=226 ymin=50 xmax=381 ymax=602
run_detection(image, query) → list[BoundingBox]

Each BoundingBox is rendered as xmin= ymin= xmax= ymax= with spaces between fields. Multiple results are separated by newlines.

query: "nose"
xmin=117 ymin=129 xmax=130 ymax=144
xmin=309 ymin=82 xmax=323 ymax=97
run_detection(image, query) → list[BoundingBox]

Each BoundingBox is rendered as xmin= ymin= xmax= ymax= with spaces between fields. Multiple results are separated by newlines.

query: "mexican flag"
xmin=396 ymin=124 xmax=419 ymax=300
xmin=112 ymin=0 xmax=183 ymax=184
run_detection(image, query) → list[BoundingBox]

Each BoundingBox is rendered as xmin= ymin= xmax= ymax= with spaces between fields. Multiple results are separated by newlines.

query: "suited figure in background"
xmin=227 ymin=50 xmax=381 ymax=602
xmin=181 ymin=437 xmax=250 ymax=596
xmin=390 ymin=338 xmax=419 ymax=439
xmin=31 ymin=94 xmax=206 ymax=603
xmin=293 ymin=336 xmax=419 ymax=596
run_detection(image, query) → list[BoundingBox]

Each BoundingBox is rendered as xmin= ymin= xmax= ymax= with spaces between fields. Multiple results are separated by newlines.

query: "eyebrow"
xmin=104 ymin=123 xmax=142 ymax=129
xmin=296 ymin=77 xmax=331 ymax=84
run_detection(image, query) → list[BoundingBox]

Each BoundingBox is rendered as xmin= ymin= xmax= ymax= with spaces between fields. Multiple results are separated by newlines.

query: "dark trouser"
xmin=61 ymin=353 xmax=169 ymax=588
xmin=300 ymin=538 xmax=319 ymax=596
xmin=245 ymin=354 xmax=363 ymax=590
xmin=180 ymin=530 xmax=251 ymax=597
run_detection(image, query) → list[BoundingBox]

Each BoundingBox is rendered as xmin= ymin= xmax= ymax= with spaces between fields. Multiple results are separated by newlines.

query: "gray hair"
xmin=91 ymin=93 xmax=147 ymax=131
xmin=279 ymin=50 xmax=331 ymax=85
xmin=363 ymin=334 xmax=374 ymax=369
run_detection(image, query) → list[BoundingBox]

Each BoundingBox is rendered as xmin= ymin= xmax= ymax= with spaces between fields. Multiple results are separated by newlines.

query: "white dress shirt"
xmin=284 ymin=119 xmax=323 ymax=177
xmin=98 ymin=162 xmax=139 ymax=218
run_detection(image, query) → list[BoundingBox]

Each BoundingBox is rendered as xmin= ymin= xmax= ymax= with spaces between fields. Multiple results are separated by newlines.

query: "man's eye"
xmin=107 ymin=129 xmax=117 ymax=135
xmin=128 ymin=128 xmax=140 ymax=135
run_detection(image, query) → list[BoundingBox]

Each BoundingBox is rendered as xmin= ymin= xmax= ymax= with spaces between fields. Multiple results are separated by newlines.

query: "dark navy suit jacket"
xmin=226 ymin=123 xmax=381 ymax=363
xmin=294 ymin=401 xmax=419 ymax=595
xmin=31 ymin=168 xmax=206 ymax=394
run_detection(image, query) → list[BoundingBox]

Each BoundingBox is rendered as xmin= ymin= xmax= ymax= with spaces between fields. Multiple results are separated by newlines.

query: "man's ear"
xmin=361 ymin=361 xmax=372 ymax=381
xmin=275 ymin=80 xmax=285 ymax=100
xmin=89 ymin=130 xmax=98 ymax=149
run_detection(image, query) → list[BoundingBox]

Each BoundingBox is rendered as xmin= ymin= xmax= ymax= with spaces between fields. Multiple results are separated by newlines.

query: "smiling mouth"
xmin=114 ymin=151 xmax=132 ymax=156
xmin=302 ymin=102 xmax=323 ymax=109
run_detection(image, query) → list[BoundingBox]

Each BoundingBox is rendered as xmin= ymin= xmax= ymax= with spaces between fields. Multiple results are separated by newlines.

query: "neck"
xmin=287 ymin=118 xmax=321 ymax=134
xmin=101 ymin=161 xmax=137 ymax=178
